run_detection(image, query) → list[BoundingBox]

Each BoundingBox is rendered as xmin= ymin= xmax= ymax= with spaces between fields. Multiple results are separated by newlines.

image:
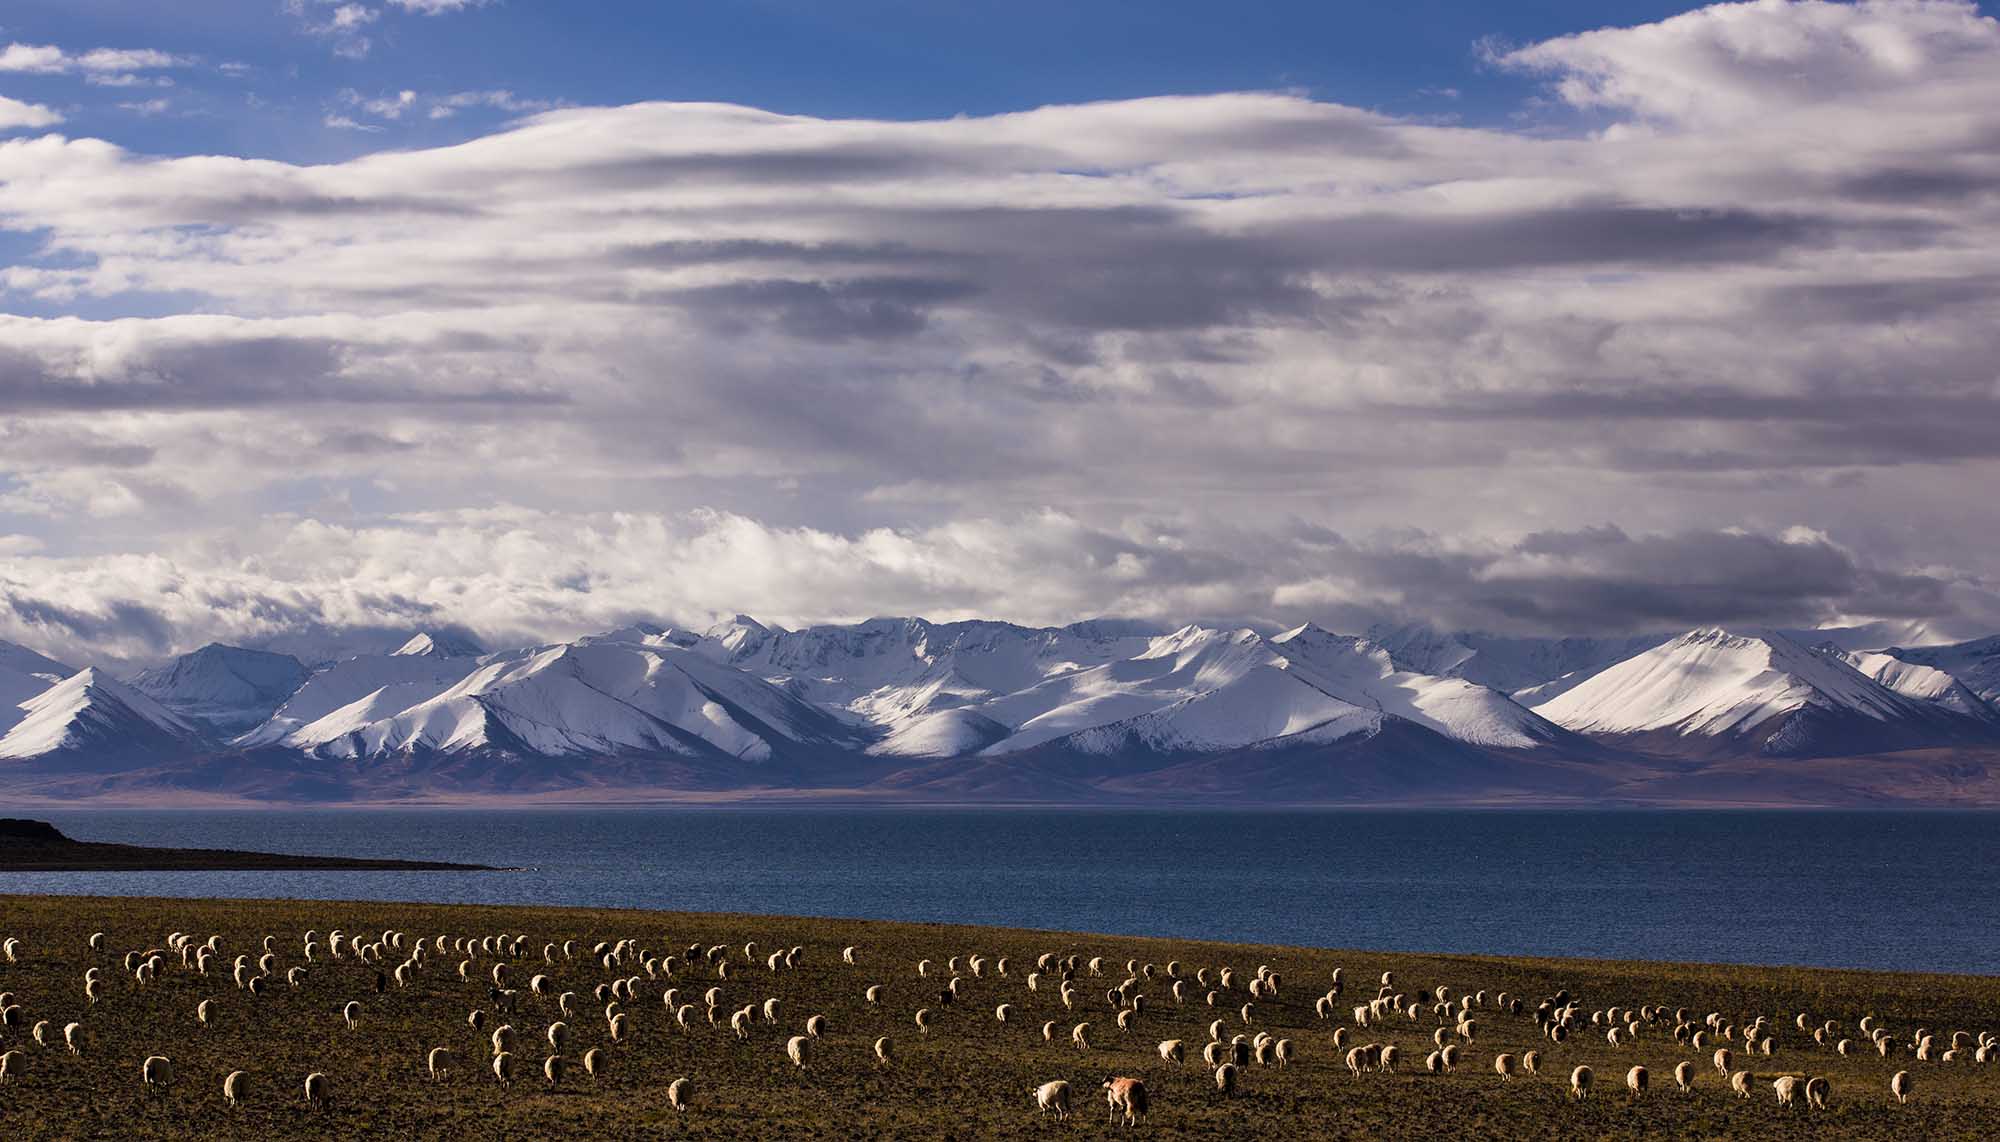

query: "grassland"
xmin=0 ymin=894 xmax=1993 ymax=1139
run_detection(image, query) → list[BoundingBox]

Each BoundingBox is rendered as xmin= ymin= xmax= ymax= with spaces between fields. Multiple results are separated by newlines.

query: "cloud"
xmin=3 ymin=1 xmax=2000 ymax=661
xmin=0 ymin=95 xmax=60 ymax=130
xmin=287 ymin=2 xmax=380 ymax=58
xmin=0 ymin=511 xmax=1993 ymax=668
xmin=0 ymin=43 xmax=189 ymax=76
xmin=388 ymin=0 xmax=493 ymax=12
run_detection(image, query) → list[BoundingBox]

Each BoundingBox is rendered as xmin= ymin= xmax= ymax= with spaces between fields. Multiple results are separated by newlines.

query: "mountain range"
xmin=3 ymin=614 xmax=2000 ymax=807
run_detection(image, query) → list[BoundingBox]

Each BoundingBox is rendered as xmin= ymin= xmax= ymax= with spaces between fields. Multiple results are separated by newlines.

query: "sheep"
xmin=1073 ymin=1022 xmax=1093 ymax=1051
xmin=874 ymin=1035 xmax=895 ymax=1068
xmin=142 ymin=1055 xmax=174 ymax=1096
xmin=542 ymin=1054 xmax=564 ymax=1088
xmin=915 ymin=1008 xmax=934 ymax=1035
xmin=994 ymin=1003 xmax=1013 ymax=1025
xmin=865 ymin=984 xmax=885 ymax=1006
xmin=342 ymin=1000 xmax=361 ymax=1031
xmin=786 ymin=1035 xmax=812 ymax=1071
xmin=303 ymin=1070 xmax=330 ymax=1110
xmin=1035 ymin=1079 xmax=1073 ymax=1119
xmin=1102 ymin=1077 xmax=1148 ymax=1126
xmin=1806 ymin=1075 xmax=1829 ymax=1110
xmin=1158 ymin=1038 xmax=1185 ymax=1065
xmin=1494 ymin=1053 xmax=1518 ymax=1081
xmin=1714 ymin=1047 xmax=1732 ymax=1075
xmin=492 ymin=1052 xmax=514 ymax=1084
xmin=1570 ymin=1065 xmax=1592 ymax=1100
xmin=1775 ymin=1074 xmax=1801 ymax=1107
xmin=1674 ymin=1060 xmax=1695 ymax=1093
xmin=664 ymin=1075 xmax=691 ymax=1112
xmin=428 ymin=1047 xmax=460 ymax=1081
xmin=223 ymin=1069 xmax=245 ymax=1108
xmin=0 ymin=1050 xmax=20 ymax=1082
xmin=843 ymin=946 xmax=858 ymax=965
xmin=63 ymin=1023 xmax=83 ymax=1056
xmin=1891 ymin=1070 xmax=1912 ymax=1104
xmin=1731 ymin=1070 xmax=1753 ymax=1098
xmin=1215 ymin=1062 xmax=1238 ymax=1096
xmin=730 ymin=1008 xmax=753 ymax=1040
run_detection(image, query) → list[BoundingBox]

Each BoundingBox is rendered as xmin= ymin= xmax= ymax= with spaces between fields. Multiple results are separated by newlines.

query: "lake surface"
xmin=3 ymin=808 xmax=1994 ymax=975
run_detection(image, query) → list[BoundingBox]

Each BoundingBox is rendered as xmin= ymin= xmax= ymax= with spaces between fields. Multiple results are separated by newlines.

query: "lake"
xmin=3 ymin=808 xmax=1993 ymax=975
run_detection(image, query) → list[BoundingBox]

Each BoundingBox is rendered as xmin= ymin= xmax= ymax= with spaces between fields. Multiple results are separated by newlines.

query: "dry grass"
xmin=0 ymin=893 xmax=1994 ymax=1139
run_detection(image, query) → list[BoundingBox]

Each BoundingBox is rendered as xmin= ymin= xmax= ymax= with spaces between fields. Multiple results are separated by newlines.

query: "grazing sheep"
xmin=1102 ymin=1077 xmax=1148 ymax=1126
xmin=0 ymin=1050 xmax=21 ymax=1083
xmin=1714 ymin=1047 xmax=1732 ymax=1075
xmin=1073 ymin=1022 xmax=1093 ymax=1051
xmin=995 ymin=1004 xmax=1013 ymax=1025
xmin=865 ymin=985 xmax=885 ymax=1006
xmin=142 ymin=1055 xmax=173 ymax=1096
xmin=1674 ymin=1060 xmax=1695 ymax=1093
xmin=1775 ymin=1074 xmax=1801 ymax=1107
xmin=1157 ymin=1039 xmax=1185 ymax=1065
xmin=667 ymin=1076 xmax=690 ymax=1112
xmin=1627 ymin=1065 xmax=1649 ymax=1099
xmin=1494 ymin=1053 xmax=1518 ymax=1081
xmin=875 ymin=1036 xmax=894 ymax=1067
xmin=63 ymin=1023 xmax=83 ymax=1056
xmin=786 ymin=1035 xmax=812 ymax=1071
xmin=223 ymin=1069 xmax=245 ymax=1108
xmin=428 ymin=1047 xmax=460 ymax=1081
xmin=915 ymin=1008 xmax=933 ymax=1035
xmin=1807 ymin=1075 xmax=1829 ymax=1109
xmin=1215 ymin=1062 xmax=1238 ymax=1096
xmin=1570 ymin=1065 xmax=1592 ymax=1100
xmin=1522 ymin=1050 xmax=1540 ymax=1076
xmin=542 ymin=1054 xmax=563 ymax=1088
xmin=1035 ymin=1079 xmax=1073 ymax=1119
xmin=342 ymin=1000 xmax=361 ymax=1031
xmin=1731 ymin=1070 xmax=1753 ymax=1098
xmin=581 ymin=1046 xmax=605 ymax=1080
xmin=304 ymin=1071 xmax=330 ymax=1109
xmin=843 ymin=946 xmax=857 ymax=965
xmin=1891 ymin=1070 xmax=1912 ymax=1104
xmin=492 ymin=1052 xmax=514 ymax=1084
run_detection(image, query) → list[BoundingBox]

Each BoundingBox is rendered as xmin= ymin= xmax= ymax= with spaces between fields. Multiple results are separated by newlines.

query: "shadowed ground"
xmin=0 ymin=893 xmax=1991 ymax=1139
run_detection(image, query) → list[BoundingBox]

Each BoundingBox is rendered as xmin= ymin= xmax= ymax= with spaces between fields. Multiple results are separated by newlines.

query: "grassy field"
xmin=0 ymin=894 xmax=1993 ymax=1139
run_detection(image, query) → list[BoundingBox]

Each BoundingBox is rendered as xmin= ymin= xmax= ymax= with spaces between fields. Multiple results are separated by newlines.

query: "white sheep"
xmin=492 ymin=1052 xmax=514 ymax=1084
xmin=786 ymin=1034 xmax=812 ymax=1071
xmin=543 ymin=1054 xmax=563 ymax=1088
xmin=875 ymin=1036 xmax=894 ymax=1067
xmin=1215 ymin=1062 xmax=1238 ymax=1096
xmin=1494 ymin=1053 xmax=1517 ymax=1081
xmin=1674 ymin=1060 xmax=1694 ymax=1093
xmin=0 ymin=1050 xmax=21 ymax=1083
xmin=342 ymin=1000 xmax=361 ymax=1030
xmin=667 ymin=1076 xmax=690 ymax=1111
xmin=1891 ymin=1070 xmax=1912 ymax=1104
xmin=1035 ymin=1078 xmax=1072 ymax=1119
xmin=1072 ymin=1021 xmax=1092 ymax=1051
xmin=428 ymin=1047 xmax=460 ymax=1081
xmin=1731 ymin=1070 xmax=1753 ymax=1098
xmin=1158 ymin=1039 xmax=1185 ymax=1064
xmin=63 ymin=1022 xmax=83 ymax=1056
xmin=1570 ymin=1064 xmax=1592 ymax=1100
xmin=304 ymin=1070 xmax=330 ymax=1109
xmin=223 ymin=1069 xmax=245 ymax=1108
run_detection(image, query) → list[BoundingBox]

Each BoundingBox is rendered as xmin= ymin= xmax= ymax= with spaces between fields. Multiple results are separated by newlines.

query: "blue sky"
xmin=0 ymin=0 xmax=1718 ymax=161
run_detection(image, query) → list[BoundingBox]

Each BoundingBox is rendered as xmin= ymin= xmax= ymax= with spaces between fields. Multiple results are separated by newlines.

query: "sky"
xmin=2 ymin=0 xmax=1999 ymax=666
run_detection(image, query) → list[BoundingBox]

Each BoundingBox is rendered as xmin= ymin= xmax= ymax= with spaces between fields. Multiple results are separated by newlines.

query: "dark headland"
xmin=0 ymin=817 xmax=498 ymax=871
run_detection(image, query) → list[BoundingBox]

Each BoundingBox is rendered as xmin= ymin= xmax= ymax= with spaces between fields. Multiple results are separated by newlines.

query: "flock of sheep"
xmin=0 ymin=918 xmax=1988 ymax=1131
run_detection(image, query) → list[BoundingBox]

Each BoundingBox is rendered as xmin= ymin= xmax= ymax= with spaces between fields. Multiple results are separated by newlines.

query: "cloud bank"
xmin=1 ymin=0 xmax=1998 ymax=662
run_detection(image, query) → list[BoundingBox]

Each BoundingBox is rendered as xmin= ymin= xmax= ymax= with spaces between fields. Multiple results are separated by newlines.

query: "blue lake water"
xmin=2 ymin=808 xmax=1994 ymax=975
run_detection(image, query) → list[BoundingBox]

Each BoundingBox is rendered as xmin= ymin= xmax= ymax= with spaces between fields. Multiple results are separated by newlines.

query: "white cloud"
xmin=388 ymin=0 xmax=493 ymax=12
xmin=0 ymin=42 xmax=188 ymax=76
xmin=0 ymin=95 xmax=60 ymax=130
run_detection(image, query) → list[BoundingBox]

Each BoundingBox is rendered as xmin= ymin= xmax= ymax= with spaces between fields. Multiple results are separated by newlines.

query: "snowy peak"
xmin=1531 ymin=627 xmax=1977 ymax=754
xmin=1836 ymin=648 xmax=1998 ymax=721
xmin=129 ymin=644 xmax=310 ymax=737
xmin=0 ymin=667 xmax=203 ymax=761
xmin=393 ymin=630 xmax=486 ymax=659
xmin=0 ymin=640 xmax=76 ymax=737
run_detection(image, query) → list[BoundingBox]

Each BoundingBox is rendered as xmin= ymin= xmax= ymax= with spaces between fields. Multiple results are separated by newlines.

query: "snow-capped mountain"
xmin=700 ymin=615 xmax=1161 ymax=733
xmin=0 ymin=640 xmax=74 ymax=737
xmin=1363 ymin=623 xmax=1671 ymax=699
xmin=392 ymin=630 xmax=487 ymax=659
xmin=3 ymin=614 xmax=2000 ymax=805
xmin=278 ymin=638 xmax=859 ymax=764
xmin=1882 ymin=635 xmax=2000 ymax=707
xmin=129 ymin=644 xmax=311 ymax=737
xmin=234 ymin=648 xmax=486 ymax=749
xmin=1833 ymin=648 xmax=1998 ymax=721
xmin=1532 ymin=628 xmax=1990 ymax=756
xmin=0 ymin=668 xmax=203 ymax=763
